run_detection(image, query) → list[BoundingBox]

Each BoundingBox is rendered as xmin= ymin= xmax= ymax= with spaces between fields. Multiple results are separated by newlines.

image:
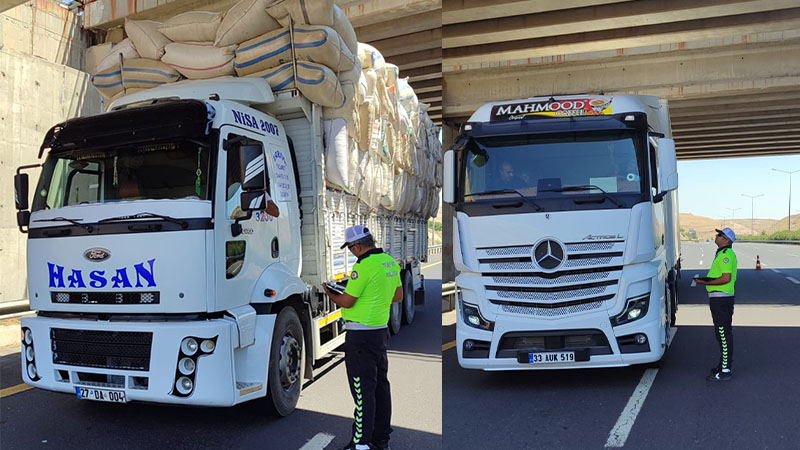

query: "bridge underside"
xmin=442 ymin=0 xmax=800 ymax=159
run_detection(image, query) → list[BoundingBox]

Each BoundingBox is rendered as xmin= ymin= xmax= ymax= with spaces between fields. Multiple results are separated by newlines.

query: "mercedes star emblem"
xmin=533 ymin=239 xmax=565 ymax=271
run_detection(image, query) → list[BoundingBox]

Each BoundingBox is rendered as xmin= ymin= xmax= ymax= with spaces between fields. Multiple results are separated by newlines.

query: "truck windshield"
xmin=32 ymin=139 xmax=213 ymax=212
xmin=459 ymin=130 xmax=645 ymax=203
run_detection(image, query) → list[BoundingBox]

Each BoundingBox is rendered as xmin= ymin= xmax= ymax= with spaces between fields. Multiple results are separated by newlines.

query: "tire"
xmin=669 ymin=280 xmax=678 ymax=327
xmin=389 ymin=301 xmax=402 ymax=335
xmin=401 ymin=270 xmax=415 ymax=325
xmin=267 ymin=307 xmax=304 ymax=417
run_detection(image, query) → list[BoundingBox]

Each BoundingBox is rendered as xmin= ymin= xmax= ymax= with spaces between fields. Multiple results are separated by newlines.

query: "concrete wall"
xmin=0 ymin=1 xmax=102 ymax=305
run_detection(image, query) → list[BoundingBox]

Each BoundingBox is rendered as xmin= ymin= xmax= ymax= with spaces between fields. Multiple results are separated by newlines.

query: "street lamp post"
xmin=772 ymin=168 xmax=800 ymax=231
xmin=726 ymin=207 xmax=741 ymax=228
xmin=742 ymin=194 xmax=765 ymax=236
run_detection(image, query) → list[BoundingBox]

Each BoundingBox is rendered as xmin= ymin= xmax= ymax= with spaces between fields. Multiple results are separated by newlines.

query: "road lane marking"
xmin=605 ymin=368 xmax=659 ymax=448
xmin=442 ymin=340 xmax=456 ymax=351
xmin=699 ymin=260 xmax=702 ymax=265
xmin=0 ymin=383 xmax=32 ymax=398
xmin=771 ymin=269 xmax=782 ymax=274
xmin=787 ymin=277 xmax=800 ymax=285
xmin=297 ymin=432 xmax=335 ymax=450
xmin=422 ymin=261 xmax=442 ymax=269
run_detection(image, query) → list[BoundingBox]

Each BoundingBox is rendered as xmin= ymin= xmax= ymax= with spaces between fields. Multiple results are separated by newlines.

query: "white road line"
xmin=787 ymin=277 xmax=800 ymax=285
xmin=771 ymin=269 xmax=782 ymax=274
xmin=604 ymin=368 xmax=659 ymax=448
xmin=699 ymin=260 xmax=702 ymax=266
xmin=298 ymin=433 xmax=335 ymax=450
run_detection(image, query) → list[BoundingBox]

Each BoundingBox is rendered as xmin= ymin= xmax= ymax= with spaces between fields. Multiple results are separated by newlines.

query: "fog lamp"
xmin=176 ymin=376 xmax=193 ymax=395
xmin=178 ymin=357 xmax=196 ymax=375
xmin=181 ymin=337 xmax=198 ymax=356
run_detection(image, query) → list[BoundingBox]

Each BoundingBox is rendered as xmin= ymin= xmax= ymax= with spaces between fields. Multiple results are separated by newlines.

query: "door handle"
xmin=271 ymin=237 xmax=279 ymax=258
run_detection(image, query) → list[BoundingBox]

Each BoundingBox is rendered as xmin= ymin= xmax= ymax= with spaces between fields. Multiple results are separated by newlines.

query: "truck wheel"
xmin=402 ymin=270 xmax=415 ymax=325
xmin=669 ymin=280 xmax=678 ymax=327
xmin=267 ymin=307 xmax=304 ymax=416
xmin=389 ymin=301 xmax=402 ymax=335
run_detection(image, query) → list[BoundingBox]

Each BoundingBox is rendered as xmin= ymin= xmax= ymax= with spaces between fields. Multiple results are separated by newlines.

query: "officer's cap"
xmin=341 ymin=225 xmax=372 ymax=249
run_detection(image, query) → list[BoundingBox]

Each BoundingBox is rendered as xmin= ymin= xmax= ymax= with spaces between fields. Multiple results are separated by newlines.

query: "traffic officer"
xmin=695 ymin=227 xmax=738 ymax=381
xmin=322 ymin=225 xmax=403 ymax=450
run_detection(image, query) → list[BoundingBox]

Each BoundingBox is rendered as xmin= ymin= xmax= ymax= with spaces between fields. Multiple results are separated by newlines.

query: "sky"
xmin=677 ymin=154 xmax=800 ymax=220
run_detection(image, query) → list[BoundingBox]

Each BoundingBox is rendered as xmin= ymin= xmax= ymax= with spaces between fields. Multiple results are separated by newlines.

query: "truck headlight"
xmin=459 ymin=291 xmax=494 ymax=331
xmin=611 ymin=293 xmax=650 ymax=326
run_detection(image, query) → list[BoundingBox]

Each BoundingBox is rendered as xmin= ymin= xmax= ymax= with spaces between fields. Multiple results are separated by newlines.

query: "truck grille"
xmin=51 ymin=291 xmax=160 ymax=305
xmin=51 ymin=328 xmax=153 ymax=371
xmin=478 ymin=241 xmax=625 ymax=318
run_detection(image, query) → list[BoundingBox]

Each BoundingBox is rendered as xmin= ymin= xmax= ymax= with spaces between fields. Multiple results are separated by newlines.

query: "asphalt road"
xmin=0 ymin=254 xmax=442 ymax=450
xmin=442 ymin=242 xmax=800 ymax=450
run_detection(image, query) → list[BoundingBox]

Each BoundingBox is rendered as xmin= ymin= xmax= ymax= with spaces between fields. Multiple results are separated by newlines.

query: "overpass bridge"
xmin=442 ymin=0 xmax=800 ymax=160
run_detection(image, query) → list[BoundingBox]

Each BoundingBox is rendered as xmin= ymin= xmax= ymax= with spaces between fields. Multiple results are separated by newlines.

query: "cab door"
xmin=214 ymin=127 xmax=279 ymax=312
xmin=264 ymin=142 xmax=301 ymax=275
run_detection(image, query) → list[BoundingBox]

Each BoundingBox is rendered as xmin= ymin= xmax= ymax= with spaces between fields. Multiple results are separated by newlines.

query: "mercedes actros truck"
xmin=444 ymin=95 xmax=680 ymax=370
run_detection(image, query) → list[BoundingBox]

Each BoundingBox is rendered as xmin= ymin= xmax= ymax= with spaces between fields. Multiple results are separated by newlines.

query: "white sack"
xmin=266 ymin=0 xmax=334 ymax=27
xmin=92 ymin=65 xmax=123 ymax=99
xmin=96 ymin=39 xmax=139 ymax=74
xmin=246 ymin=62 xmax=295 ymax=90
xmin=215 ymin=0 xmax=281 ymax=47
xmin=162 ymin=42 xmax=236 ymax=79
xmin=235 ymin=28 xmax=291 ymax=76
xmin=121 ymin=58 xmax=180 ymax=89
xmin=296 ymin=62 xmax=345 ymax=108
xmin=160 ymin=11 xmax=223 ymax=43
xmin=85 ymin=43 xmax=113 ymax=75
xmin=293 ymin=25 xmax=355 ymax=72
xmin=331 ymin=5 xmax=357 ymax=54
xmin=125 ymin=19 xmax=171 ymax=60
xmin=323 ymin=119 xmax=350 ymax=191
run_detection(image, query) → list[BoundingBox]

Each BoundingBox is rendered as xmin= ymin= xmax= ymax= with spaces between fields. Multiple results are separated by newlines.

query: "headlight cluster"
xmin=21 ymin=327 xmax=40 ymax=382
xmin=171 ymin=336 xmax=217 ymax=397
xmin=458 ymin=290 xmax=494 ymax=331
xmin=611 ymin=293 xmax=651 ymax=326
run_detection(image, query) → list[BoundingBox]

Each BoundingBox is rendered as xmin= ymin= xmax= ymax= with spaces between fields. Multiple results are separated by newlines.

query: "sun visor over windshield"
xmin=461 ymin=113 xmax=647 ymax=140
xmin=39 ymin=100 xmax=214 ymax=158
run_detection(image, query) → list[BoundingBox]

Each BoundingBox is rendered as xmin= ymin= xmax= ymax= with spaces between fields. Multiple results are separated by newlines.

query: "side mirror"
xmin=657 ymin=138 xmax=678 ymax=192
xmin=239 ymin=144 xmax=266 ymax=191
xmin=14 ymin=173 xmax=29 ymax=210
xmin=240 ymin=191 xmax=267 ymax=212
xmin=443 ymin=150 xmax=454 ymax=203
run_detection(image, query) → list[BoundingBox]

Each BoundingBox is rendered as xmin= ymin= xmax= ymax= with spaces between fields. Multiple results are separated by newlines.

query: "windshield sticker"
xmin=272 ymin=149 xmax=292 ymax=201
xmin=491 ymin=98 xmax=612 ymax=121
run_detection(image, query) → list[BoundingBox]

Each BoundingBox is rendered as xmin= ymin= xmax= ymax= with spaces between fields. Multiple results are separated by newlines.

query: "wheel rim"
xmin=279 ymin=333 xmax=301 ymax=391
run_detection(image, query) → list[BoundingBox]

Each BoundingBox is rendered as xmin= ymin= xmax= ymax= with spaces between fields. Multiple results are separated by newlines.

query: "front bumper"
xmin=20 ymin=314 xmax=239 ymax=406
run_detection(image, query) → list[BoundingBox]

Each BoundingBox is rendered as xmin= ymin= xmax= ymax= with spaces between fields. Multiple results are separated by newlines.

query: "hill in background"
xmin=679 ymin=213 xmax=800 ymax=240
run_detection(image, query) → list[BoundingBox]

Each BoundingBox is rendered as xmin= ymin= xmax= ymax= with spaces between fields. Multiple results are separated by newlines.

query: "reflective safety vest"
xmin=706 ymin=246 xmax=737 ymax=296
xmin=343 ymin=248 xmax=402 ymax=326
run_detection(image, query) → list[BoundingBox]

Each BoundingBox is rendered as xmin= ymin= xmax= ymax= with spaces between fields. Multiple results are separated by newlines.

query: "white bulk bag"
xmin=160 ymin=11 xmax=223 ymax=43
xmin=91 ymin=65 xmax=123 ymax=98
xmin=215 ymin=0 xmax=281 ymax=47
xmin=323 ymin=119 xmax=350 ymax=191
xmin=294 ymin=25 xmax=355 ymax=72
xmin=358 ymin=43 xmax=385 ymax=77
xmin=162 ymin=42 xmax=236 ymax=79
xmin=96 ymin=39 xmax=139 ymax=74
xmin=125 ymin=19 xmax=171 ymax=60
xmin=384 ymin=63 xmax=400 ymax=110
xmin=323 ymin=80 xmax=357 ymax=131
xmin=348 ymin=143 xmax=361 ymax=195
xmin=85 ymin=43 xmax=113 ymax=75
xmin=358 ymin=96 xmax=377 ymax=151
xmin=296 ymin=62 xmax=344 ymax=108
xmin=235 ymin=28 xmax=291 ymax=76
xmin=331 ymin=5 xmax=357 ymax=54
xmin=266 ymin=0 xmax=334 ymax=27
xmin=246 ymin=63 xmax=295 ymax=90
xmin=121 ymin=59 xmax=180 ymax=89
xmin=379 ymin=161 xmax=395 ymax=210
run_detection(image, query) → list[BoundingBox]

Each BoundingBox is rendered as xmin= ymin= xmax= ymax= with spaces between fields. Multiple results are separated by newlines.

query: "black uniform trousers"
xmin=344 ymin=327 xmax=392 ymax=448
xmin=709 ymin=296 xmax=735 ymax=371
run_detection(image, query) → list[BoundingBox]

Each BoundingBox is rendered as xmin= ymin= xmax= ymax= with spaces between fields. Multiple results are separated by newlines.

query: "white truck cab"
xmin=13 ymin=78 xmax=429 ymax=413
xmin=443 ymin=95 xmax=680 ymax=370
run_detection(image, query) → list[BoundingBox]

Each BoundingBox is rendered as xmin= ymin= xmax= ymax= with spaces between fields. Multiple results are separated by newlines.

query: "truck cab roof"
xmin=109 ymin=78 xmax=276 ymax=111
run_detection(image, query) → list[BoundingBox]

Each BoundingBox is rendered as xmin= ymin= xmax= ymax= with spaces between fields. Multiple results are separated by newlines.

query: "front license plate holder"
xmin=517 ymin=349 xmax=590 ymax=364
xmin=76 ymin=387 xmax=127 ymax=403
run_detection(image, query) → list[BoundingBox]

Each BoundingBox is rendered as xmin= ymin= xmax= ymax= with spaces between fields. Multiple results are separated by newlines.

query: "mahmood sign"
xmin=490 ymin=98 xmax=613 ymax=121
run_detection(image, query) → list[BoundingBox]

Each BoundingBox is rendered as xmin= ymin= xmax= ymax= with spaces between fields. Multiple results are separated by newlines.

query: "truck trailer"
xmin=12 ymin=78 xmax=432 ymax=414
xmin=444 ymin=95 xmax=680 ymax=370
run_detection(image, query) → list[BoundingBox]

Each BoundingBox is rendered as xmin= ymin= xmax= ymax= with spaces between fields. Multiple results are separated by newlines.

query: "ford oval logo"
xmin=84 ymin=248 xmax=111 ymax=262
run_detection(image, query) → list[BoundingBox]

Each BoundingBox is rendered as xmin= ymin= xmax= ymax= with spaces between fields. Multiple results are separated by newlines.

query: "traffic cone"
xmin=756 ymin=255 xmax=762 ymax=270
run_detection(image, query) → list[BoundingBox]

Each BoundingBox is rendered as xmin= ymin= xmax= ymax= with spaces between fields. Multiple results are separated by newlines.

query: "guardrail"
xmin=428 ymin=244 xmax=442 ymax=255
xmin=442 ymin=281 xmax=456 ymax=311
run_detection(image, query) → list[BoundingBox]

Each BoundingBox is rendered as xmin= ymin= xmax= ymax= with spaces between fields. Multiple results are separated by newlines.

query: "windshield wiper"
xmin=540 ymin=185 xmax=623 ymax=207
xmin=34 ymin=217 xmax=93 ymax=232
xmin=99 ymin=213 xmax=189 ymax=229
xmin=464 ymin=189 xmax=543 ymax=211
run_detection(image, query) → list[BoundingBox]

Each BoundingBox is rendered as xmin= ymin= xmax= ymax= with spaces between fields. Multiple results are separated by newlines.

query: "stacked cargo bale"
xmin=84 ymin=0 xmax=441 ymax=219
